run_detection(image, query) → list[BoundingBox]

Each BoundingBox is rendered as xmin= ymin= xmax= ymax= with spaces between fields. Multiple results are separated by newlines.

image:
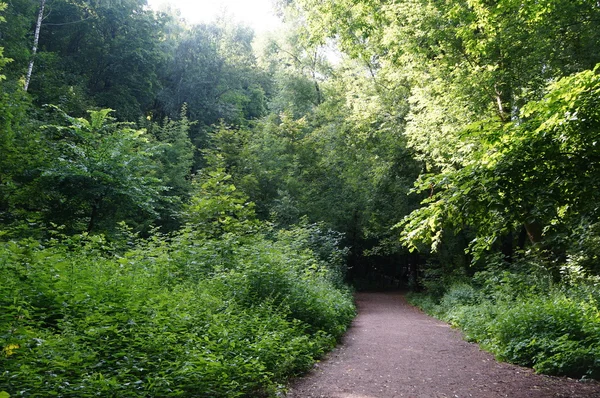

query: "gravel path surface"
xmin=286 ymin=292 xmax=600 ymax=398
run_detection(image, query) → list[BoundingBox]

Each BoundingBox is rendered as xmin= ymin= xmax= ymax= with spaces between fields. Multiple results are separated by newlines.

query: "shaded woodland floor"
xmin=286 ymin=292 xmax=600 ymax=398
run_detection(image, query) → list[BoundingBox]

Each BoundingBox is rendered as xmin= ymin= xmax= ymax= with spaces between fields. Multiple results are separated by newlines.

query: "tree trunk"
xmin=501 ymin=231 xmax=514 ymax=263
xmin=524 ymin=221 xmax=543 ymax=245
xmin=87 ymin=200 xmax=101 ymax=233
xmin=494 ymin=82 xmax=511 ymax=122
xmin=314 ymin=80 xmax=322 ymax=105
xmin=24 ymin=0 xmax=46 ymax=92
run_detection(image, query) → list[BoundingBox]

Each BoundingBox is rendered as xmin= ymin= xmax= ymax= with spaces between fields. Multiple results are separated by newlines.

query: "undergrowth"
xmin=0 ymin=229 xmax=354 ymax=397
xmin=407 ymin=253 xmax=600 ymax=380
xmin=0 ymin=172 xmax=356 ymax=397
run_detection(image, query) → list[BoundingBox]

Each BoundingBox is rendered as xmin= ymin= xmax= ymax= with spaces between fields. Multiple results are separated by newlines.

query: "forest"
xmin=1 ymin=0 xmax=600 ymax=396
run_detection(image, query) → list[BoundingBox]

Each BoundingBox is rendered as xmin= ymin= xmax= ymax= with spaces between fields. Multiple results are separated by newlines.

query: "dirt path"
xmin=286 ymin=292 xmax=600 ymax=398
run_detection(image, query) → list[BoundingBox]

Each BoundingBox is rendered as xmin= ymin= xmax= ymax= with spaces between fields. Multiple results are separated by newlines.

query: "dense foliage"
xmin=1 ymin=171 xmax=354 ymax=397
xmin=1 ymin=0 xmax=600 ymax=394
xmin=0 ymin=2 xmax=356 ymax=396
xmin=407 ymin=252 xmax=600 ymax=379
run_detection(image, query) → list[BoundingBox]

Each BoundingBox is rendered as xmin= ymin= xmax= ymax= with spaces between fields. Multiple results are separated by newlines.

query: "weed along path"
xmin=286 ymin=292 xmax=600 ymax=398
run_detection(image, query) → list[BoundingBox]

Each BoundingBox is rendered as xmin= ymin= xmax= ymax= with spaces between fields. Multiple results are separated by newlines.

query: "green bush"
xmin=405 ymin=293 xmax=440 ymax=316
xmin=223 ymin=237 xmax=355 ymax=337
xmin=488 ymin=294 xmax=600 ymax=378
xmin=440 ymin=283 xmax=480 ymax=308
xmin=410 ymin=267 xmax=600 ymax=380
xmin=0 ymin=223 xmax=355 ymax=397
xmin=274 ymin=220 xmax=350 ymax=289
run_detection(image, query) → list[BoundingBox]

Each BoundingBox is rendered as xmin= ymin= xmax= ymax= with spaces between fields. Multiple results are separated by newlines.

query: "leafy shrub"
xmin=407 ymin=283 xmax=493 ymax=341
xmin=405 ymin=293 xmax=440 ymax=317
xmin=565 ymin=221 xmax=600 ymax=276
xmin=274 ymin=219 xmax=350 ymax=288
xmin=488 ymin=294 xmax=600 ymax=378
xmin=462 ymin=250 xmax=555 ymax=304
xmin=0 ymin=221 xmax=355 ymax=397
xmin=440 ymin=283 xmax=480 ymax=308
xmin=220 ymin=235 xmax=355 ymax=337
xmin=410 ymin=264 xmax=600 ymax=380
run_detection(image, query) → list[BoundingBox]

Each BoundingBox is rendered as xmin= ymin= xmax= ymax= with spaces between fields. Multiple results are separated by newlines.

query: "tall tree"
xmin=158 ymin=21 xmax=268 ymax=125
xmin=290 ymin=0 xmax=600 ymax=170
xmin=399 ymin=66 xmax=600 ymax=261
xmin=16 ymin=0 xmax=165 ymax=119
xmin=144 ymin=107 xmax=195 ymax=231
xmin=255 ymin=16 xmax=331 ymax=117
xmin=23 ymin=0 xmax=45 ymax=91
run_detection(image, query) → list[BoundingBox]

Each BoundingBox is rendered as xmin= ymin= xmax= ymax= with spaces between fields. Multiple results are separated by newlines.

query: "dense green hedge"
xmin=408 ymin=257 xmax=600 ymax=380
xmin=0 ymin=225 xmax=355 ymax=397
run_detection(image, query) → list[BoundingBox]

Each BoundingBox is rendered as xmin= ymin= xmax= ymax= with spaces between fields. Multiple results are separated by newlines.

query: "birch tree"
xmin=23 ymin=0 xmax=44 ymax=91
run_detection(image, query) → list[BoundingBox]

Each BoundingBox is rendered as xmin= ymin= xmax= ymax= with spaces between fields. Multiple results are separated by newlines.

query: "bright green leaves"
xmin=287 ymin=0 xmax=600 ymax=264
xmin=292 ymin=0 xmax=600 ymax=171
xmin=398 ymin=165 xmax=506 ymax=259
xmin=400 ymin=65 xmax=600 ymax=260
xmin=185 ymin=169 xmax=259 ymax=239
xmin=522 ymin=66 xmax=600 ymax=131
xmin=0 ymin=223 xmax=355 ymax=397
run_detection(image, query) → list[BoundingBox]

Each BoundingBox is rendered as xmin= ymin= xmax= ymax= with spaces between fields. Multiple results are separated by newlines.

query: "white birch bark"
xmin=24 ymin=0 xmax=46 ymax=92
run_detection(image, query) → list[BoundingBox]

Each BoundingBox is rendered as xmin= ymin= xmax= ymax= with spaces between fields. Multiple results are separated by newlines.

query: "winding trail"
xmin=286 ymin=292 xmax=600 ymax=398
